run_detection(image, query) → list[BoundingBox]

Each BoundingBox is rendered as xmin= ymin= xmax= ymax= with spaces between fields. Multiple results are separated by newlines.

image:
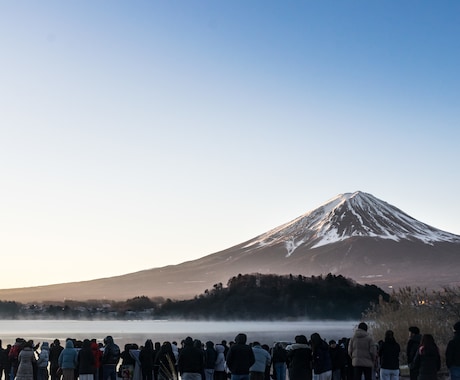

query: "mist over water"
xmin=0 ymin=320 xmax=357 ymax=346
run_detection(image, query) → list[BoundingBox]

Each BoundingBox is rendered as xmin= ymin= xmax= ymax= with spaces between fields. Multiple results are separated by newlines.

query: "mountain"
xmin=2 ymin=191 xmax=460 ymax=303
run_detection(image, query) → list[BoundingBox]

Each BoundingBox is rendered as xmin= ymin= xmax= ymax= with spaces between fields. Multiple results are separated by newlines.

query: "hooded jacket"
xmin=348 ymin=328 xmax=376 ymax=368
xmin=58 ymin=340 xmax=78 ymax=369
xmin=178 ymin=337 xmax=204 ymax=374
xmin=37 ymin=342 xmax=50 ymax=369
xmin=249 ymin=344 xmax=271 ymax=373
xmin=102 ymin=336 xmax=120 ymax=366
xmin=226 ymin=334 xmax=255 ymax=375
xmin=214 ymin=345 xmax=226 ymax=372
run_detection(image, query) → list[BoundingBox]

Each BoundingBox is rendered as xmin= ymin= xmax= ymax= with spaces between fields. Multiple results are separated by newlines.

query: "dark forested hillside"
xmin=0 ymin=273 xmax=389 ymax=320
xmin=157 ymin=273 xmax=389 ymax=320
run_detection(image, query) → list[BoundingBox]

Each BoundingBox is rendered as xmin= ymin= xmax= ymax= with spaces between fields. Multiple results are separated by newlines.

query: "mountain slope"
xmin=1 ymin=191 xmax=459 ymax=302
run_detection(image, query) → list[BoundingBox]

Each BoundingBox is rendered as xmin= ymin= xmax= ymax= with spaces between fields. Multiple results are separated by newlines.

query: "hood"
xmin=235 ymin=333 xmax=247 ymax=345
xmin=184 ymin=337 xmax=193 ymax=347
xmin=353 ymin=328 xmax=369 ymax=339
xmin=65 ymin=340 xmax=75 ymax=349
xmin=215 ymin=344 xmax=225 ymax=354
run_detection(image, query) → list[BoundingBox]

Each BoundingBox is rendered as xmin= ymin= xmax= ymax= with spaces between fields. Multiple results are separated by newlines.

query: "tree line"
xmin=0 ymin=273 xmax=389 ymax=320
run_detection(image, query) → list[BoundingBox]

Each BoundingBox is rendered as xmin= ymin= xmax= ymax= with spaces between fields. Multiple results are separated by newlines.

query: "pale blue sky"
xmin=1 ymin=1 xmax=459 ymax=289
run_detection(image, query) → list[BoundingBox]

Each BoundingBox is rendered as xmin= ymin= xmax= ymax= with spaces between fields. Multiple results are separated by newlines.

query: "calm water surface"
xmin=0 ymin=320 xmax=357 ymax=347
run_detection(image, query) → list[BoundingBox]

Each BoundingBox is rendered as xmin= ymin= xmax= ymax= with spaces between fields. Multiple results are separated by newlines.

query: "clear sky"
xmin=1 ymin=1 xmax=459 ymax=290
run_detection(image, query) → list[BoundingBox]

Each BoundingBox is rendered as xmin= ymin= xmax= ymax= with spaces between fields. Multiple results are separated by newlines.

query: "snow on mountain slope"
xmin=244 ymin=191 xmax=460 ymax=256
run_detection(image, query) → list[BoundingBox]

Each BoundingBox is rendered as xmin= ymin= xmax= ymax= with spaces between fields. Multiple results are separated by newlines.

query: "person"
xmin=139 ymin=340 xmax=155 ymax=380
xmin=214 ymin=344 xmax=226 ymax=380
xmin=378 ymin=331 xmax=400 ymax=380
xmin=249 ymin=342 xmax=271 ymax=380
xmin=177 ymin=337 xmax=204 ymax=380
xmin=328 ymin=340 xmax=346 ymax=380
xmin=15 ymin=340 xmax=36 ymax=380
xmin=0 ymin=340 xmax=9 ymax=380
xmin=204 ymin=341 xmax=217 ymax=380
xmin=152 ymin=342 xmax=161 ymax=380
xmin=285 ymin=335 xmax=312 ymax=380
xmin=78 ymin=339 xmax=95 ymax=380
xmin=58 ymin=339 xmax=78 ymax=380
xmin=36 ymin=342 xmax=50 ymax=380
xmin=49 ymin=340 xmax=63 ymax=380
xmin=310 ymin=333 xmax=332 ymax=380
xmin=271 ymin=343 xmax=287 ymax=380
xmin=90 ymin=340 xmax=102 ymax=380
xmin=9 ymin=338 xmax=25 ymax=380
xmin=101 ymin=336 xmax=120 ymax=380
xmin=348 ymin=322 xmax=376 ymax=380
xmin=226 ymin=334 xmax=255 ymax=380
xmin=407 ymin=327 xmax=421 ymax=380
xmin=155 ymin=342 xmax=177 ymax=380
xmin=446 ymin=321 xmax=460 ymax=380
xmin=410 ymin=334 xmax=440 ymax=380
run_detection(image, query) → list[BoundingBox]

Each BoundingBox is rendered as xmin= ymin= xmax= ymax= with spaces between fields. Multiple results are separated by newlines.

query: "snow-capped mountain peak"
xmin=244 ymin=191 xmax=460 ymax=256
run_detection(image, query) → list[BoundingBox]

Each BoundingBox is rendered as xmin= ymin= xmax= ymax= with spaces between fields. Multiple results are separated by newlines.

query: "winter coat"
xmin=348 ymin=328 xmax=376 ymax=368
xmin=379 ymin=340 xmax=400 ymax=370
xmin=91 ymin=342 xmax=102 ymax=370
xmin=329 ymin=346 xmax=347 ymax=371
xmin=155 ymin=343 xmax=177 ymax=379
xmin=37 ymin=343 xmax=50 ymax=369
xmin=78 ymin=340 xmax=95 ymax=375
xmin=407 ymin=334 xmax=422 ymax=366
xmin=249 ymin=345 xmax=271 ymax=373
xmin=139 ymin=341 xmax=155 ymax=375
xmin=312 ymin=341 xmax=332 ymax=375
xmin=178 ymin=338 xmax=204 ymax=374
xmin=58 ymin=340 xmax=78 ymax=369
xmin=214 ymin=345 xmax=226 ymax=372
xmin=226 ymin=335 xmax=255 ymax=375
xmin=271 ymin=345 xmax=287 ymax=364
xmin=411 ymin=346 xmax=440 ymax=380
xmin=204 ymin=342 xmax=217 ymax=370
xmin=446 ymin=332 xmax=460 ymax=368
xmin=15 ymin=347 xmax=36 ymax=380
xmin=286 ymin=343 xmax=312 ymax=380
xmin=102 ymin=336 xmax=120 ymax=366
xmin=49 ymin=343 xmax=63 ymax=369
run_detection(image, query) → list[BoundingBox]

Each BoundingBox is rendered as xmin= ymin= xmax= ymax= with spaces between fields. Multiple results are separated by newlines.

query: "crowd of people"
xmin=1 ymin=321 xmax=460 ymax=380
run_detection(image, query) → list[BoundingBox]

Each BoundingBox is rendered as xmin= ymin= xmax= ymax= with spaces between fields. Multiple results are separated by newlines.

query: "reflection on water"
xmin=0 ymin=320 xmax=358 ymax=347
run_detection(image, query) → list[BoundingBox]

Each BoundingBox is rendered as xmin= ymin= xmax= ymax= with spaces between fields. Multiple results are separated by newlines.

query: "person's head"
xmin=409 ymin=326 xmax=420 ymax=336
xmin=294 ymin=335 xmax=308 ymax=344
xmin=329 ymin=340 xmax=337 ymax=348
xmin=384 ymin=330 xmax=395 ymax=343
xmin=104 ymin=336 xmax=114 ymax=345
xmin=310 ymin=333 xmax=323 ymax=349
xmin=235 ymin=333 xmax=247 ymax=345
xmin=144 ymin=340 xmax=153 ymax=350
xmin=184 ymin=337 xmax=193 ymax=347
xmin=420 ymin=334 xmax=436 ymax=350
xmin=358 ymin=322 xmax=368 ymax=331
xmin=454 ymin=322 xmax=460 ymax=333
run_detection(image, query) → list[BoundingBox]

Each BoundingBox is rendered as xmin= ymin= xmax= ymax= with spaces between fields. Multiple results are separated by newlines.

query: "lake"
xmin=0 ymin=319 xmax=357 ymax=347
